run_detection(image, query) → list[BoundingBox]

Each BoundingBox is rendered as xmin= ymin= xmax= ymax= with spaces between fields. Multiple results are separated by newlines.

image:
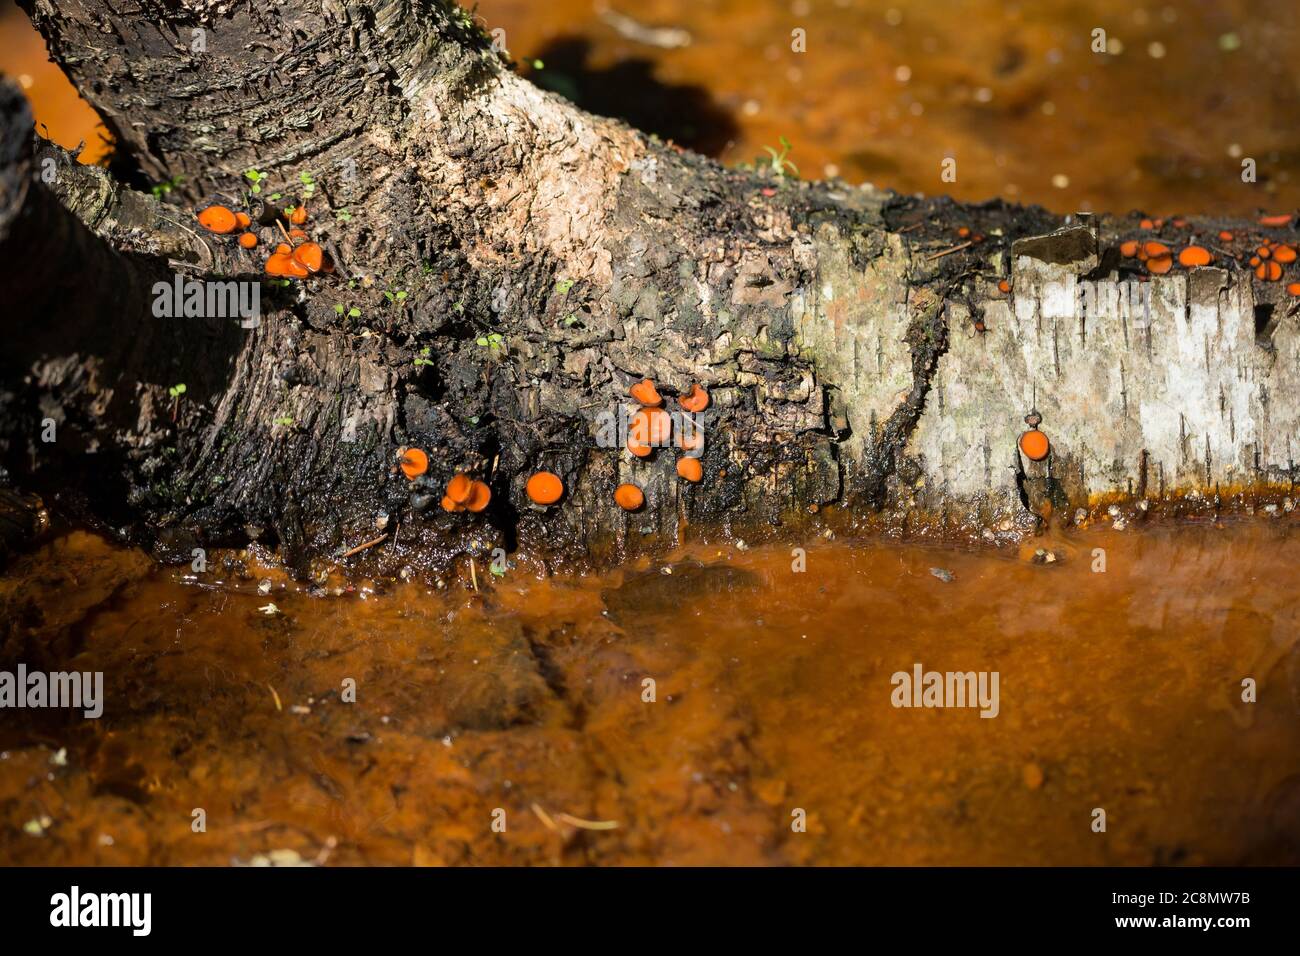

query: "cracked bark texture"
xmin=3 ymin=0 xmax=1298 ymax=577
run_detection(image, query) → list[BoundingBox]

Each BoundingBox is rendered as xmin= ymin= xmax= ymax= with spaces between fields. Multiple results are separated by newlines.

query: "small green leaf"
xmin=555 ymin=278 xmax=574 ymax=295
xmin=334 ymin=304 xmax=345 ymax=314
xmin=348 ymin=307 xmax=361 ymax=318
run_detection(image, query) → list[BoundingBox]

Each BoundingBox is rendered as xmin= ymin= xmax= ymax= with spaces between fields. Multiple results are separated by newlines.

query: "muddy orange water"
xmin=4 ymin=3 xmax=1300 ymax=866
xmin=1 ymin=521 xmax=1298 ymax=865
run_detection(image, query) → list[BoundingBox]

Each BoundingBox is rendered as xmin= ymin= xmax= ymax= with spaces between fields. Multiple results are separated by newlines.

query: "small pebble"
xmin=1023 ymin=762 xmax=1045 ymax=790
xmin=930 ymin=567 xmax=954 ymax=582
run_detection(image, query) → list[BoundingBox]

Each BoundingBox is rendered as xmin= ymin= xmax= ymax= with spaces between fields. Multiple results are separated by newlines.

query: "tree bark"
xmin=4 ymin=0 xmax=1298 ymax=577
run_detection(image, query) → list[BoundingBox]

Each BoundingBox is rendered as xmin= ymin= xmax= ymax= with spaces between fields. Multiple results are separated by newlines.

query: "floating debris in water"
xmin=930 ymin=567 xmax=954 ymax=582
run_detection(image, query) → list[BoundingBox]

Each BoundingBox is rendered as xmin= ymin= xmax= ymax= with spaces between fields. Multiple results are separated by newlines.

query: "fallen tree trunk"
xmin=3 ymin=0 xmax=1298 ymax=578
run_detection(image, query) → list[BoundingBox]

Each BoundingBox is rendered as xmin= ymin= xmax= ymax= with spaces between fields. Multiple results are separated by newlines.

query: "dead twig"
xmin=927 ymin=240 xmax=973 ymax=261
xmin=341 ymin=534 xmax=387 ymax=558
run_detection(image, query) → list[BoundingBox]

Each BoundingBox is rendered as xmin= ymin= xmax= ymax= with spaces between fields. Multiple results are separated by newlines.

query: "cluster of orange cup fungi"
xmin=1119 ymin=214 xmax=1300 ymax=293
xmin=393 ymin=378 xmax=708 ymax=519
xmin=396 ymin=449 xmax=492 ymax=512
xmin=197 ymin=202 xmax=330 ymax=280
xmin=616 ymin=377 xmax=709 ymax=511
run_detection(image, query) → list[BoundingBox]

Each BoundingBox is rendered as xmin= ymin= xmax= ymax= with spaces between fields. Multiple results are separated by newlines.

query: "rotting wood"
xmin=2 ymin=1 xmax=1297 ymax=579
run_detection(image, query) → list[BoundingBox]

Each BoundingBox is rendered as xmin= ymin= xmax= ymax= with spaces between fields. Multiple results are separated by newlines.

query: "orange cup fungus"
xmin=1258 ymin=214 xmax=1293 ymax=227
xmin=526 ymin=471 xmax=564 ymax=506
xmin=198 ymin=205 xmax=238 ymax=234
xmin=399 ymin=448 xmax=429 ymax=479
xmin=1119 ymin=240 xmax=1139 ymax=258
xmin=679 ymin=383 xmax=710 ymax=413
xmin=440 ymin=473 xmax=489 ymax=513
xmin=1218 ymin=230 xmax=1234 ymax=242
xmin=446 ymin=473 xmax=472 ymax=505
xmin=1256 ymin=260 xmax=1283 ymax=282
xmin=629 ymin=407 xmax=672 ymax=449
xmin=1274 ymin=245 xmax=1297 ymax=264
xmin=292 ymin=242 xmax=325 ymax=274
xmin=235 ymin=212 xmax=252 ymax=229
xmin=1288 ymin=282 xmax=1300 ymax=297
xmin=676 ymin=457 xmax=703 ymax=483
xmin=629 ymin=378 xmax=662 ymax=407
xmin=997 ymin=279 xmax=1011 ymax=294
xmin=264 ymin=253 xmax=293 ymax=277
xmin=289 ymin=205 xmax=309 ymax=225
xmin=464 ymin=480 xmax=492 ymax=512
xmin=614 ymin=483 xmax=644 ymax=511
xmin=1177 ymin=246 xmax=1212 ymax=268
xmin=1018 ymin=429 xmax=1050 ymax=462
xmin=239 ymin=232 xmax=258 ymax=249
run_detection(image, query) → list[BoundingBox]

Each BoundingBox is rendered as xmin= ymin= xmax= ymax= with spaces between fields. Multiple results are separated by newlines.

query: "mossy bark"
xmin=3 ymin=1 xmax=1298 ymax=577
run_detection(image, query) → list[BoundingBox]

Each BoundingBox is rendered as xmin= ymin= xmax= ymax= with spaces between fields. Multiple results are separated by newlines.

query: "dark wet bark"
xmin=4 ymin=0 xmax=1299 ymax=578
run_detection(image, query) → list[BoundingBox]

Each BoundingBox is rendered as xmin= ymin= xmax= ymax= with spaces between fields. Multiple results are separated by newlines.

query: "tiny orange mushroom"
xmin=1019 ymin=429 xmax=1050 ymax=462
xmin=1119 ymin=240 xmax=1139 ymax=258
xmin=1256 ymin=260 xmax=1283 ymax=281
xmin=1177 ymin=246 xmax=1212 ymax=268
xmin=288 ymin=205 xmax=309 ymax=225
xmin=676 ymin=457 xmax=703 ymax=483
xmin=276 ymin=243 xmax=292 ymax=255
xmin=614 ymin=483 xmax=645 ymax=511
xmin=997 ymin=279 xmax=1011 ymax=294
xmin=1258 ymin=214 xmax=1293 ymax=227
xmin=629 ymin=407 xmax=672 ymax=449
xmin=265 ymin=253 xmax=294 ymax=276
xmin=465 ymin=480 xmax=492 ymax=512
xmin=292 ymin=242 xmax=325 ymax=273
xmin=235 ymin=212 xmax=252 ymax=229
xmin=526 ymin=471 xmax=564 ymax=506
xmin=1143 ymin=241 xmax=1170 ymax=258
xmin=239 ymin=232 xmax=258 ymax=249
xmin=446 ymin=473 xmax=473 ymax=504
xmin=198 ymin=205 xmax=238 ymax=234
xmin=1146 ymin=255 xmax=1173 ymax=275
xmin=1218 ymin=230 xmax=1234 ymax=242
xmin=441 ymin=495 xmax=463 ymax=513
xmin=679 ymin=383 xmax=710 ymax=413
xmin=1274 ymin=245 xmax=1297 ymax=264
xmin=629 ymin=378 xmax=662 ymax=407
xmin=399 ymin=448 xmax=429 ymax=480
xmin=1287 ymin=282 xmax=1300 ymax=297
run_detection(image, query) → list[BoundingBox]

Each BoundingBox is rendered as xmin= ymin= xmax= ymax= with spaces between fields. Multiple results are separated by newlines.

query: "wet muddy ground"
xmin=3 ymin=2 xmax=1300 ymax=865
xmin=2 ymin=521 xmax=1298 ymax=865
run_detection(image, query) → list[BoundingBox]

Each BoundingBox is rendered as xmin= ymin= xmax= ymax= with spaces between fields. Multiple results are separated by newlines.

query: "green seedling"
xmin=476 ymin=332 xmax=505 ymax=353
xmin=151 ymin=175 xmax=183 ymax=198
xmin=555 ymin=278 xmax=574 ymax=295
xmin=244 ymin=169 xmax=269 ymax=194
xmin=760 ymin=136 xmax=799 ymax=179
xmin=414 ymin=346 xmax=434 ymax=368
xmin=167 ymin=383 xmax=187 ymax=422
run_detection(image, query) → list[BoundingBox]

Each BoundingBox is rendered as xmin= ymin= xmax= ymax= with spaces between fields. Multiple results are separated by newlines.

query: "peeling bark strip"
xmin=3 ymin=1 xmax=1298 ymax=575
